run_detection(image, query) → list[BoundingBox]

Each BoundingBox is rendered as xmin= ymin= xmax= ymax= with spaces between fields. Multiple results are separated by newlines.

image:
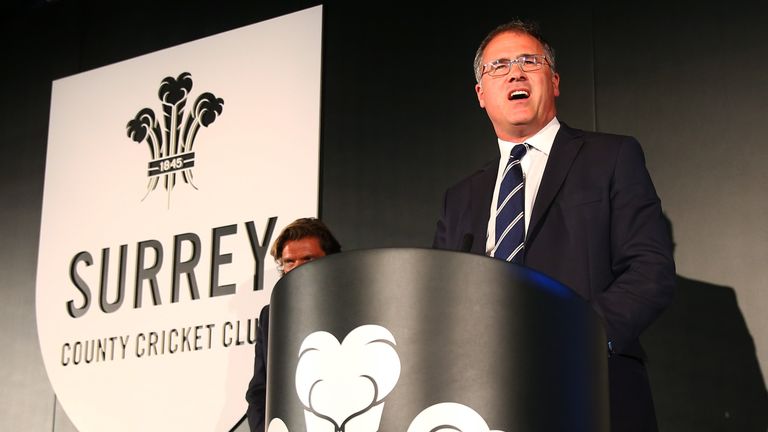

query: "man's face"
xmin=281 ymin=236 xmax=326 ymax=274
xmin=475 ymin=31 xmax=560 ymax=142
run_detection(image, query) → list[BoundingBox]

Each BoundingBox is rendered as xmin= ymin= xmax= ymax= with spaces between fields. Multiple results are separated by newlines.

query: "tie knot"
xmin=510 ymin=144 xmax=527 ymax=161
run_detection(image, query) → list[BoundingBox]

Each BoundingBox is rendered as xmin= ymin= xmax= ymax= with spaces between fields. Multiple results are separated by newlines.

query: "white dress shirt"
xmin=485 ymin=117 xmax=560 ymax=255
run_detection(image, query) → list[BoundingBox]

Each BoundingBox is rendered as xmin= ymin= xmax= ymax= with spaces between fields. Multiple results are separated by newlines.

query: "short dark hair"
xmin=270 ymin=217 xmax=341 ymax=261
xmin=473 ymin=19 xmax=556 ymax=82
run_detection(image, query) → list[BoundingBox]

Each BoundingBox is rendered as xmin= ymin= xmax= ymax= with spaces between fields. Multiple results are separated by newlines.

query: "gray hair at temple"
xmin=473 ymin=19 xmax=557 ymax=83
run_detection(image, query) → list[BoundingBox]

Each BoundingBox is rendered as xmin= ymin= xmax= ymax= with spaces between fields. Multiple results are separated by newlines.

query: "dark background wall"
xmin=1 ymin=1 xmax=765 ymax=430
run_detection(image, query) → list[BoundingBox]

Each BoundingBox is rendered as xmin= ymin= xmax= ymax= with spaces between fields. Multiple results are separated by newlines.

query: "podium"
xmin=266 ymin=248 xmax=609 ymax=432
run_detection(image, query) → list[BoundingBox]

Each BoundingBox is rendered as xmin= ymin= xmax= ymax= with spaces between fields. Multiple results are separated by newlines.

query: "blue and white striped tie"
xmin=492 ymin=144 xmax=527 ymax=263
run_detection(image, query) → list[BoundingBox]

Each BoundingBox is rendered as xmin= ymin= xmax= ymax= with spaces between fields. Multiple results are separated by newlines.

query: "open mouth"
xmin=508 ymin=90 xmax=530 ymax=100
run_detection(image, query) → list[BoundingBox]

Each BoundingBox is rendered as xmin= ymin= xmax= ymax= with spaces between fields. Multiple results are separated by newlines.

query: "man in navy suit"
xmin=433 ymin=20 xmax=675 ymax=432
xmin=245 ymin=218 xmax=342 ymax=432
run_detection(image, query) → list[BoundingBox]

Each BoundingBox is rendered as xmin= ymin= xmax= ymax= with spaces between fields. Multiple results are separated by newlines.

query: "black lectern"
xmin=266 ymin=248 xmax=609 ymax=432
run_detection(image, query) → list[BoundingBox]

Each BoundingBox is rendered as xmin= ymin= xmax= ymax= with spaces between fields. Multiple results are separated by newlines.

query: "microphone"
xmin=460 ymin=233 xmax=474 ymax=253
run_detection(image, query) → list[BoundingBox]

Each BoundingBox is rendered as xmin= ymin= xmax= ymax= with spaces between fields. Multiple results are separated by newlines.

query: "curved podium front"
xmin=265 ymin=248 xmax=608 ymax=432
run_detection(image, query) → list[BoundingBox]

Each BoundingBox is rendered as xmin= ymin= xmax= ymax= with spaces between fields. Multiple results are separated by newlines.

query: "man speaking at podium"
xmin=433 ymin=20 xmax=675 ymax=432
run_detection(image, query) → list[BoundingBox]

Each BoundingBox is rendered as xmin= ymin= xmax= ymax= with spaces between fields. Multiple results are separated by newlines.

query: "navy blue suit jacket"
xmin=245 ymin=305 xmax=269 ymax=432
xmin=433 ymin=123 xmax=675 ymax=431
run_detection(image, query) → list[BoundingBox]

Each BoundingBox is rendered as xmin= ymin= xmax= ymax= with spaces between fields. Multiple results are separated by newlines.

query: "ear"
xmin=475 ymin=82 xmax=486 ymax=108
xmin=552 ymin=72 xmax=560 ymax=97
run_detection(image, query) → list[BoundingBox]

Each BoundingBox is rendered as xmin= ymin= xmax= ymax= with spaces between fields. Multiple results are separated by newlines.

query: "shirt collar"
xmin=497 ymin=117 xmax=560 ymax=157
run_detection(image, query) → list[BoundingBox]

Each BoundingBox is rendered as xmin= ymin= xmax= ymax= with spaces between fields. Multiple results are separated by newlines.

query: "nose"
xmin=507 ymin=64 xmax=527 ymax=81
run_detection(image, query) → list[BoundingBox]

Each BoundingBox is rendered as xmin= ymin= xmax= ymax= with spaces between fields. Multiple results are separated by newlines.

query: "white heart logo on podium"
xmin=268 ymin=324 xmax=505 ymax=432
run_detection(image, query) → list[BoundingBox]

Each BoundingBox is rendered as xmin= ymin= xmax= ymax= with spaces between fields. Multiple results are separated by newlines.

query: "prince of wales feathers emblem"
xmin=126 ymin=72 xmax=224 ymax=207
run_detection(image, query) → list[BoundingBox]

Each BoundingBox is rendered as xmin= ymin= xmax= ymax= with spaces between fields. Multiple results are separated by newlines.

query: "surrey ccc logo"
xmin=269 ymin=324 xmax=504 ymax=432
xmin=127 ymin=72 xmax=224 ymax=206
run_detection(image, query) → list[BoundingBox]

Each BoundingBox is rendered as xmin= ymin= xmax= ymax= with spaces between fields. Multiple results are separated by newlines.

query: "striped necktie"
xmin=492 ymin=144 xmax=527 ymax=263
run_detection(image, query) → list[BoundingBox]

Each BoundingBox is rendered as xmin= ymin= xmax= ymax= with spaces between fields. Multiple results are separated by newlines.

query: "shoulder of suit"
xmin=559 ymin=123 xmax=639 ymax=145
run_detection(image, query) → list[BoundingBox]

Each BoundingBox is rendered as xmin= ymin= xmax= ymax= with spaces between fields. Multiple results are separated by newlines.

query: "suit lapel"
xmin=470 ymin=159 xmax=498 ymax=254
xmin=528 ymin=124 xmax=583 ymax=242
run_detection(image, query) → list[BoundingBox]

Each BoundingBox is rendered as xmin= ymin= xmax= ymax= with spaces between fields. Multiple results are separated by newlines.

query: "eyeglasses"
xmin=481 ymin=55 xmax=550 ymax=77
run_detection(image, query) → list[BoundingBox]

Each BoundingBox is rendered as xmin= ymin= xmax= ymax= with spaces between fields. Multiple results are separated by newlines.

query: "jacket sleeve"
xmin=596 ymin=138 xmax=676 ymax=356
xmin=433 ymin=189 xmax=451 ymax=250
xmin=245 ymin=305 xmax=269 ymax=432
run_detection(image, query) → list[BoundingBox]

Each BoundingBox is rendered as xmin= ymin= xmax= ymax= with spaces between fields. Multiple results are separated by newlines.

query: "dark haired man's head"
xmin=271 ymin=218 xmax=341 ymax=274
